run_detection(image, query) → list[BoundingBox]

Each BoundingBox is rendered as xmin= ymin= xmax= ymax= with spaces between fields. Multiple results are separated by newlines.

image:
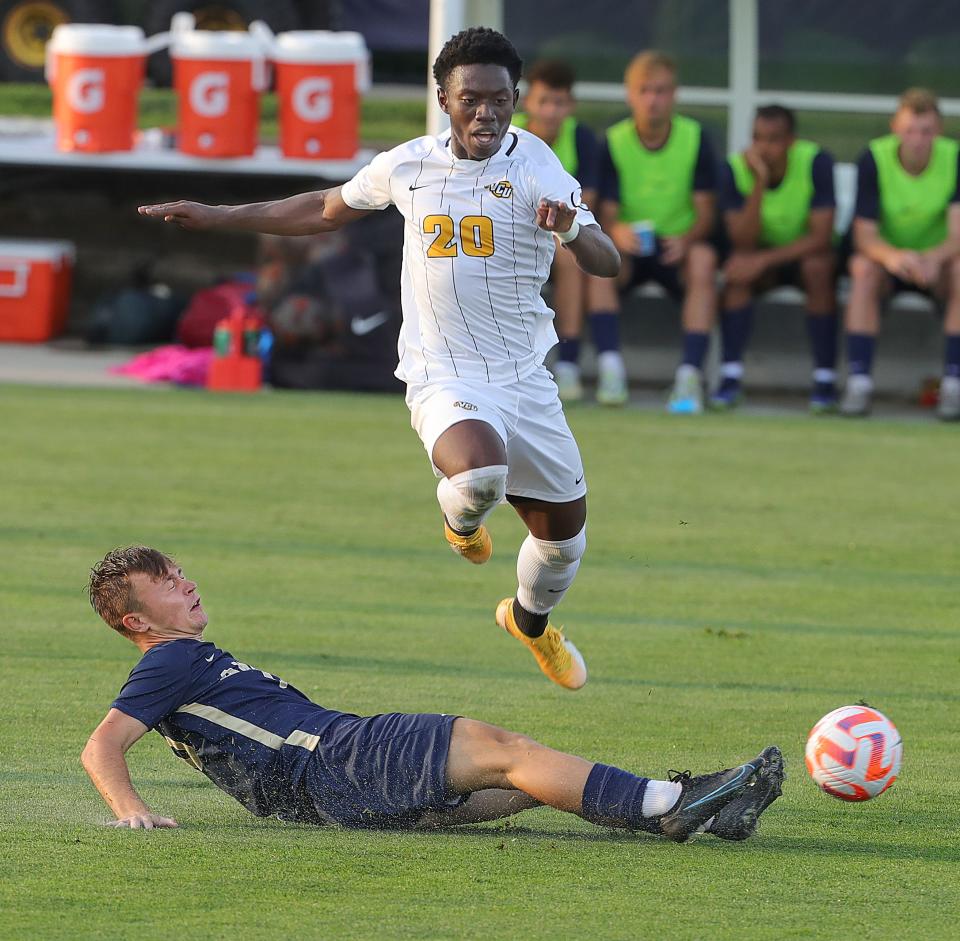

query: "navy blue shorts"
xmin=296 ymin=712 xmax=462 ymax=828
xmin=623 ymin=252 xmax=684 ymax=300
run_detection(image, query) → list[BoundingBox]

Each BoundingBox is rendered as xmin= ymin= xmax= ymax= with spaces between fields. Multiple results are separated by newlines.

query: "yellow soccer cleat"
xmin=495 ymin=597 xmax=587 ymax=690
xmin=443 ymin=519 xmax=493 ymax=564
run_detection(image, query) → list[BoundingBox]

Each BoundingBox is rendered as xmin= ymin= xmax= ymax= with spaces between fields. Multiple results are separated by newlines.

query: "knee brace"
xmin=436 ymin=464 xmax=508 ymax=533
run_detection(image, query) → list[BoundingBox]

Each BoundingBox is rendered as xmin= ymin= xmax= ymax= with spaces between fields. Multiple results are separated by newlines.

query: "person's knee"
xmin=849 ymin=253 xmax=881 ymax=288
xmin=686 ymin=242 xmax=718 ymax=285
xmin=440 ymin=464 xmax=507 ymax=520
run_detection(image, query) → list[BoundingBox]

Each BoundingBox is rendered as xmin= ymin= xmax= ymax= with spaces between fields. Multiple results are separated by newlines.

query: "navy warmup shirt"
xmin=111 ymin=638 xmax=459 ymax=826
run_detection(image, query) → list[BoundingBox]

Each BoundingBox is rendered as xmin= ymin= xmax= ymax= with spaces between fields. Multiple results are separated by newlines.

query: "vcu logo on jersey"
xmin=487 ymin=180 xmax=513 ymax=199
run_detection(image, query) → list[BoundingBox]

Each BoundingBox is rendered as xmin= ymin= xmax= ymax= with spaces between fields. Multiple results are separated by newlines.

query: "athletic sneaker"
xmin=840 ymin=374 xmax=873 ymax=417
xmin=443 ymin=519 xmax=492 ymax=564
xmin=809 ymin=381 xmax=838 ymax=415
xmin=667 ymin=364 xmax=704 ymax=415
xmin=657 ymin=748 xmax=770 ymax=843
xmin=937 ymin=375 xmax=960 ymax=421
xmin=596 ymin=363 xmax=628 ymax=406
xmin=495 ymin=597 xmax=587 ymax=690
xmin=708 ymin=377 xmax=743 ymax=411
xmin=708 ymin=745 xmax=784 ymax=841
xmin=553 ymin=361 xmax=584 ymax=404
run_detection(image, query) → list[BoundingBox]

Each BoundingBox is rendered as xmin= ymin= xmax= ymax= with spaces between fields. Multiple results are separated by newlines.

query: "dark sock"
xmin=588 ymin=311 xmax=620 ymax=354
xmin=719 ymin=304 xmax=753 ymax=364
xmin=806 ymin=312 xmax=839 ymax=371
xmin=581 ymin=763 xmax=659 ymax=833
xmin=512 ymin=599 xmax=548 ymax=638
xmin=557 ymin=337 xmax=581 ymax=365
xmin=846 ymin=333 xmax=875 ymax=376
xmin=682 ymin=331 xmax=710 ymax=369
xmin=944 ymin=335 xmax=960 ymax=378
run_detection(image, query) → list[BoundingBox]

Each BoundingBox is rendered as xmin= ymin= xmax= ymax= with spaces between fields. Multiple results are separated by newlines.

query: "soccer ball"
xmin=805 ymin=705 xmax=902 ymax=801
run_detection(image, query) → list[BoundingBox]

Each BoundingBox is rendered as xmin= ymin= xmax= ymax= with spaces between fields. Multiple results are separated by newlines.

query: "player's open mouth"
xmin=191 ymin=598 xmax=201 ymax=611
xmin=473 ymin=130 xmax=498 ymax=144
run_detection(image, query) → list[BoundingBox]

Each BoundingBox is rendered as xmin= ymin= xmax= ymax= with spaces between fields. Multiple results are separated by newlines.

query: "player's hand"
xmin=724 ymin=251 xmax=769 ymax=285
xmin=105 ymin=813 xmax=178 ymax=829
xmin=743 ymin=146 xmax=770 ymax=187
xmin=885 ymin=250 xmax=925 ymax=284
xmin=610 ymin=222 xmax=641 ymax=255
xmin=138 ymin=200 xmax=225 ymax=231
xmin=660 ymin=234 xmax=689 ymax=266
xmin=535 ymin=198 xmax=577 ymax=234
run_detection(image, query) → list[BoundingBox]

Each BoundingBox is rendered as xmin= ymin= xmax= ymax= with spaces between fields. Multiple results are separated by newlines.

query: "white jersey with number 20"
xmin=340 ymin=126 xmax=596 ymax=386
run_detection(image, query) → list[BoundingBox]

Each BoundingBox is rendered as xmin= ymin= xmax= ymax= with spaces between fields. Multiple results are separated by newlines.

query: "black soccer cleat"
xmin=708 ymin=745 xmax=784 ymax=841
xmin=658 ymin=748 xmax=771 ymax=843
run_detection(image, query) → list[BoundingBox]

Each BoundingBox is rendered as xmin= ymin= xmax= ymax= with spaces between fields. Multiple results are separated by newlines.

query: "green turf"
xmin=2 ymin=384 xmax=957 ymax=940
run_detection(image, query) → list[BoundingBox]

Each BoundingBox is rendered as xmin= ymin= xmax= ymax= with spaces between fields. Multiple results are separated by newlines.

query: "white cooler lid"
xmin=172 ymin=30 xmax=264 ymax=61
xmin=273 ymin=30 xmax=367 ymax=64
xmin=0 ymin=239 xmax=76 ymax=261
xmin=48 ymin=24 xmax=147 ymax=57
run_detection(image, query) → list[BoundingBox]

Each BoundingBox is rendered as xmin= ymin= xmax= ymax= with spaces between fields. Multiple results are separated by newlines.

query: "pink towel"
xmin=110 ymin=345 xmax=214 ymax=386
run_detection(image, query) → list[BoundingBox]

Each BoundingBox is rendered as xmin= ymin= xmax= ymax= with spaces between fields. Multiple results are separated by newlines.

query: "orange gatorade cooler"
xmin=46 ymin=24 xmax=161 ymax=153
xmin=0 ymin=240 xmax=76 ymax=342
xmin=272 ymin=31 xmax=369 ymax=159
xmin=172 ymin=31 xmax=267 ymax=157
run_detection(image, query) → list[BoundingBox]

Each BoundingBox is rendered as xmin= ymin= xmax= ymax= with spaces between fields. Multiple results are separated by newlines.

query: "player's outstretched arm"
xmin=81 ymin=708 xmax=178 ymax=829
xmin=536 ymin=199 xmax=620 ymax=278
xmin=138 ymin=186 xmax=371 ymax=236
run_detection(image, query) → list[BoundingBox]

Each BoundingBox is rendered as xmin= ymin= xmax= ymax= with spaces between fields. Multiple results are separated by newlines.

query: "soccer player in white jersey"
xmin=139 ymin=28 xmax=621 ymax=691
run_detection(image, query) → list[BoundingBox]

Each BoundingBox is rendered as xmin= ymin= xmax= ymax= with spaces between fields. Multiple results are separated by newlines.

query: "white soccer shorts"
xmin=406 ymin=365 xmax=587 ymax=503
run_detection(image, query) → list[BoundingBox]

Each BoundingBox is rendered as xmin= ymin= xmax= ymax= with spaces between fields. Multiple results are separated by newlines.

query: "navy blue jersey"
xmin=111 ymin=639 xmax=349 ymax=819
xmin=574 ymin=123 xmax=601 ymax=193
xmin=720 ymin=150 xmax=836 ymax=212
xmin=854 ymin=148 xmax=960 ymax=220
xmin=598 ymin=126 xmax=718 ymax=204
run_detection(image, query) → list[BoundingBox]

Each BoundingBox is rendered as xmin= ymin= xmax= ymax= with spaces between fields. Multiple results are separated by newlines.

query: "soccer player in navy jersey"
xmin=81 ymin=547 xmax=784 ymax=841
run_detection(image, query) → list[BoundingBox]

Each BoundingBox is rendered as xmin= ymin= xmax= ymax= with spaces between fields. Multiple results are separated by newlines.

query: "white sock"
xmin=597 ymin=350 xmax=625 ymax=377
xmin=515 ymin=526 xmax=586 ymax=615
xmin=436 ymin=465 xmax=507 ymax=534
xmin=641 ymin=779 xmax=683 ymax=817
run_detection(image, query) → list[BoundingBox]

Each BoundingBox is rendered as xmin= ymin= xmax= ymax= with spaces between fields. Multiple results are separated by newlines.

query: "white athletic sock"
xmin=436 ymin=465 xmax=507 ymax=534
xmin=597 ymin=350 xmax=626 ymax=377
xmin=515 ymin=526 xmax=586 ymax=615
xmin=641 ymin=779 xmax=683 ymax=817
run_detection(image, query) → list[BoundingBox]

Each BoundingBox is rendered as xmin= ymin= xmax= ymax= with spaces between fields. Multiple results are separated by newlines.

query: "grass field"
xmin=2 ymin=384 xmax=958 ymax=940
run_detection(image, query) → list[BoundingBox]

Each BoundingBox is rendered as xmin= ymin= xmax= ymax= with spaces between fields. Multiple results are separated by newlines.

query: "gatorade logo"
xmin=67 ymin=68 xmax=105 ymax=114
xmin=292 ymin=77 xmax=332 ymax=122
xmin=190 ymin=72 xmax=230 ymax=118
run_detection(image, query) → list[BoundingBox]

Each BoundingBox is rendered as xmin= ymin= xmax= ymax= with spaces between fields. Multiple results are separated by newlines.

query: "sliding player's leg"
xmin=443 ymin=718 xmax=782 ymax=843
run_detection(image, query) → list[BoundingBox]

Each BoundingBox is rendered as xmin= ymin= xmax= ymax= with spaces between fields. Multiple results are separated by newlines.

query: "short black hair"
xmin=432 ymin=27 xmax=523 ymax=90
xmin=755 ymin=104 xmax=796 ymax=134
xmin=526 ymin=59 xmax=576 ymax=92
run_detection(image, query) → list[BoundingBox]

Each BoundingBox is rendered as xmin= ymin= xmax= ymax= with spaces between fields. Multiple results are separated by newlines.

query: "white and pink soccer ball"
xmin=805 ymin=705 xmax=902 ymax=801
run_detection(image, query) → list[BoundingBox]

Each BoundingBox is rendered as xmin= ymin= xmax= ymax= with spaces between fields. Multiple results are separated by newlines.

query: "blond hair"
xmin=88 ymin=546 xmax=175 ymax=637
xmin=897 ymin=87 xmax=940 ymax=117
xmin=625 ymin=50 xmax=677 ymax=88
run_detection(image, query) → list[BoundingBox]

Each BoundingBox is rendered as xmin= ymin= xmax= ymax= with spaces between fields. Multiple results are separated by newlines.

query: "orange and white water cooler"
xmin=0 ymin=240 xmax=76 ymax=342
xmin=46 ymin=24 xmax=163 ymax=152
xmin=172 ymin=30 xmax=267 ymax=157
xmin=269 ymin=30 xmax=369 ymax=159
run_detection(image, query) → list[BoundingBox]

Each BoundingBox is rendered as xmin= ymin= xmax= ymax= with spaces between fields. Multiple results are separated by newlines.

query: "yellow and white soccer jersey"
xmin=340 ymin=126 xmax=597 ymax=386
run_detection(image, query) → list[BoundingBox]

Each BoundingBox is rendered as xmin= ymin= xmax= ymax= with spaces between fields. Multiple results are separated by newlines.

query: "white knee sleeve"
xmin=437 ymin=464 xmax=508 ymax=534
xmin=516 ymin=525 xmax=587 ymax=615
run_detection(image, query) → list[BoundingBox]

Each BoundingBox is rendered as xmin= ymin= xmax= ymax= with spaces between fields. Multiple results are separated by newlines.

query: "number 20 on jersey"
xmin=423 ymin=214 xmax=495 ymax=258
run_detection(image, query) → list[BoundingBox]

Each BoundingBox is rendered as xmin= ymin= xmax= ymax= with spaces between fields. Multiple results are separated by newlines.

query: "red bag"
xmin=176 ymin=279 xmax=259 ymax=348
